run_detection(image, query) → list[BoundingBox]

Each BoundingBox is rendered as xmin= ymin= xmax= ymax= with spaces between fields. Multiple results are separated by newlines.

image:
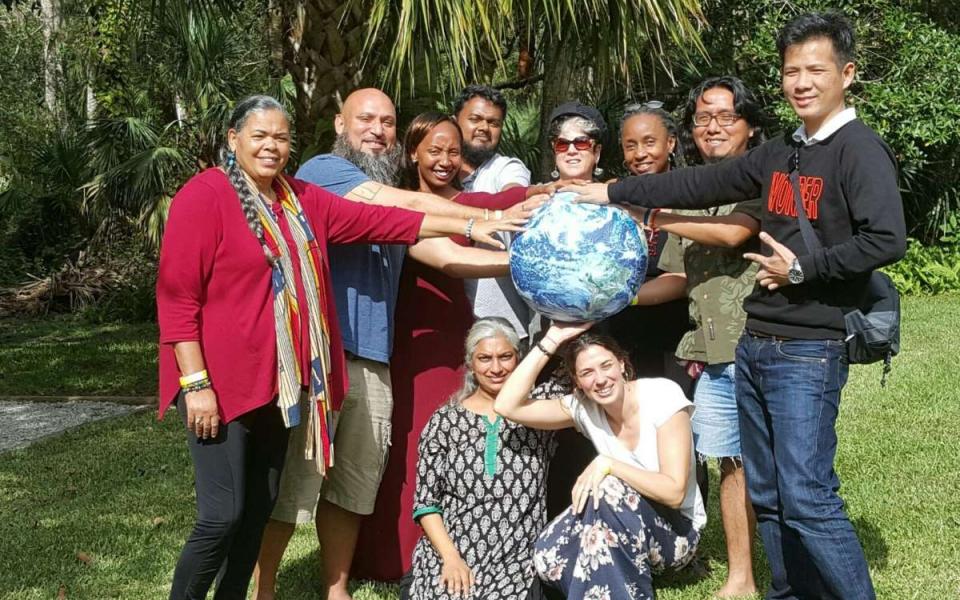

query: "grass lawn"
xmin=0 ymin=316 xmax=158 ymax=396
xmin=1 ymin=295 xmax=958 ymax=598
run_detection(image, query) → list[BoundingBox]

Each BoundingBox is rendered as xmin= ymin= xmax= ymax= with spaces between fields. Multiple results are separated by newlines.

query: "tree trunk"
xmin=40 ymin=0 xmax=64 ymax=124
xmin=279 ymin=0 xmax=367 ymax=160
xmin=266 ymin=0 xmax=287 ymax=77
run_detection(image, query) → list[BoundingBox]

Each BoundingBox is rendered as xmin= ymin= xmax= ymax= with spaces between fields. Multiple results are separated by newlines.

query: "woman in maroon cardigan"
xmin=157 ymin=95 xmax=519 ymax=600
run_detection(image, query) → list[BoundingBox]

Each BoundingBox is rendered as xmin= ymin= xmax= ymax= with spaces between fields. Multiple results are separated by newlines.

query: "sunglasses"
xmin=553 ymin=136 xmax=596 ymax=153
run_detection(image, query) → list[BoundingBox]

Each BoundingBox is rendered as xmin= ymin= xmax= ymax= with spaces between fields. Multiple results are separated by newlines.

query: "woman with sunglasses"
xmin=547 ymin=101 xmax=607 ymax=181
xmin=530 ymin=103 xmax=616 ymax=525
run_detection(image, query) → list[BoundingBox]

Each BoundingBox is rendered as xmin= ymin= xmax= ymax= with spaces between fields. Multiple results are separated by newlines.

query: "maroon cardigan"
xmin=156 ymin=168 xmax=424 ymax=423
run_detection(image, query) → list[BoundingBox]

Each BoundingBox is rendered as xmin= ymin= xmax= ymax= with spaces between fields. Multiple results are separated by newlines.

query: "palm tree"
xmin=371 ymin=0 xmax=706 ymax=176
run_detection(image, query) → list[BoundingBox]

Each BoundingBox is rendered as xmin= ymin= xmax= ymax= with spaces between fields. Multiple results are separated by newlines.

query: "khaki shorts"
xmin=271 ymin=357 xmax=393 ymax=523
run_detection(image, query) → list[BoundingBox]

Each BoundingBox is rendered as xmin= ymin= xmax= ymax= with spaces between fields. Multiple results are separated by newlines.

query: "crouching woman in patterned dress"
xmin=408 ymin=317 xmax=556 ymax=600
xmin=495 ymin=322 xmax=706 ymax=599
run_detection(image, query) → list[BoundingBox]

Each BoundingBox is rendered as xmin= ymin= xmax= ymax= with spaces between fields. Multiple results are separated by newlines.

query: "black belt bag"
xmin=788 ymin=147 xmax=900 ymax=384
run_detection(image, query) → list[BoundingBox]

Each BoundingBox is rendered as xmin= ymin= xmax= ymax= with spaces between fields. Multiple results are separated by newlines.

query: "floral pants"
xmin=533 ymin=477 xmax=700 ymax=600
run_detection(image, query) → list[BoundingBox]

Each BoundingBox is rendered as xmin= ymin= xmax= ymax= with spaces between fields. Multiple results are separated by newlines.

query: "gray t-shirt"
xmin=462 ymin=154 xmax=533 ymax=340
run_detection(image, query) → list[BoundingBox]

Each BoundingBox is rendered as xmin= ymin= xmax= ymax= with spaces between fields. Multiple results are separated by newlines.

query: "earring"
xmin=550 ymin=168 xmax=560 ymax=180
xmin=593 ymin=166 xmax=604 ymax=178
xmin=226 ymin=150 xmax=236 ymax=168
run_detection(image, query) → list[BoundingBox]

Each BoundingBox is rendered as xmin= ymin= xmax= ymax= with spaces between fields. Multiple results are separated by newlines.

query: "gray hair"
xmin=548 ymin=115 xmax=603 ymax=142
xmin=449 ymin=317 xmax=521 ymax=405
xmin=220 ymin=95 xmax=292 ymax=265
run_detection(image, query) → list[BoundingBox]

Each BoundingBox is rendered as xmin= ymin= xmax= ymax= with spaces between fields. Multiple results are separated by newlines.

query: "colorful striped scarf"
xmin=253 ymin=176 xmax=335 ymax=474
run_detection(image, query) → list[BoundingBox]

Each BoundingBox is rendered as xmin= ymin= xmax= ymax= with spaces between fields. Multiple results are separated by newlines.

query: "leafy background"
xmin=1 ymin=0 xmax=959 ymax=319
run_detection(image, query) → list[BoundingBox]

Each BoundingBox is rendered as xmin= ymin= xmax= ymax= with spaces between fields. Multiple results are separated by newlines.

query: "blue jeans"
xmin=735 ymin=333 xmax=875 ymax=600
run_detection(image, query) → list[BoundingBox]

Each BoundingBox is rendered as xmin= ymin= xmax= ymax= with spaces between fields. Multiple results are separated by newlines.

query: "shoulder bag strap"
xmin=789 ymin=143 xmax=823 ymax=253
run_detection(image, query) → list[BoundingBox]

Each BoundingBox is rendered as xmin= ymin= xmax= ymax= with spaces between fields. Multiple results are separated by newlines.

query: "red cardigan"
xmin=156 ymin=169 xmax=425 ymax=423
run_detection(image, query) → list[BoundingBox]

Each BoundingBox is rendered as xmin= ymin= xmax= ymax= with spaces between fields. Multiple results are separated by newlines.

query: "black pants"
xmin=169 ymin=399 xmax=290 ymax=600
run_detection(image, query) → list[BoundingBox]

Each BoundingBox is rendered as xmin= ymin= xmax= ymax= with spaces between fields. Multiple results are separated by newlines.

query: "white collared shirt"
xmin=792 ymin=107 xmax=857 ymax=146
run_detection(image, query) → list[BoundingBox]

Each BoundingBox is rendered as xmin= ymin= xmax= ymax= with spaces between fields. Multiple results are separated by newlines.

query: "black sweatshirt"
xmin=609 ymin=119 xmax=907 ymax=339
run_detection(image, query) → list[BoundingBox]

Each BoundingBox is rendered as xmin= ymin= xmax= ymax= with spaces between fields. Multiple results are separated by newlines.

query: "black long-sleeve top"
xmin=609 ymin=119 xmax=907 ymax=339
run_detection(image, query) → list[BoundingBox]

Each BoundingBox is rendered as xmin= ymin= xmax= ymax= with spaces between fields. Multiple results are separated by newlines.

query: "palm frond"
xmin=358 ymin=0 xmax=708 ymax=97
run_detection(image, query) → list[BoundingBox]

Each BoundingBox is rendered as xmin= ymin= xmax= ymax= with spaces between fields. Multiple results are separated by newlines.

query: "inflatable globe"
xmin=509 ymin=191 xmax=648 ymax=322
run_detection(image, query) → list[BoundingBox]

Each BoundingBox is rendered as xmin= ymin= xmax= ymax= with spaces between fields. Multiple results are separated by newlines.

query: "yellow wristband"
xmin=179 ymin=369 xmax=209 ymax=387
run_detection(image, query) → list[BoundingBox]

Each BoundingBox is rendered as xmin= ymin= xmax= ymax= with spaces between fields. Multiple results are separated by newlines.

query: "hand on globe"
xmin=547 ymin=321 xmax=594 ymax=345
xmin=504 ymin=193 xmax=549 ymax=221
xmin=561 ymin=181 xmax=610 ymax=205
xmin=471 ymin=217 xmax=526 ymax=249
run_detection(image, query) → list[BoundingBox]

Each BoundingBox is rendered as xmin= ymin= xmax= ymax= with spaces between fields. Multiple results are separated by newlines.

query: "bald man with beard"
xmin=252 ymin=89 xmax=539 ymax=600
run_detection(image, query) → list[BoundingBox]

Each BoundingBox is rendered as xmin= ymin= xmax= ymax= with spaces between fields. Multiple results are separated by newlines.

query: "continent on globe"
xmin=509 ymin=191 xmax=648 ymax=322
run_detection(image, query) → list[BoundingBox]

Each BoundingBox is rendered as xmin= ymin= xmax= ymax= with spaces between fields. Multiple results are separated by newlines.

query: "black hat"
xmin=548 ymin=101 xmax=608 ymax=139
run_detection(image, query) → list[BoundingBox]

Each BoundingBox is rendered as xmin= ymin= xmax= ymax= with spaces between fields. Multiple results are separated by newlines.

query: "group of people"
xmin=157 ymin=10 xmax=905 ymax=600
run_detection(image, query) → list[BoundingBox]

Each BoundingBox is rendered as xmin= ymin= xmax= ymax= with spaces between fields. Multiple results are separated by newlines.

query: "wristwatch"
xmin=788 ymin=258 xmax=804 ymax=284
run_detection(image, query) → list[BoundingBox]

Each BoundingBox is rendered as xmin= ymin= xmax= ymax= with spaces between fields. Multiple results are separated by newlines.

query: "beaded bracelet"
xmin=182 ymin=379 xmax=212 ymax=394
xmin=465 ymin=218 xmax=476 ymax=241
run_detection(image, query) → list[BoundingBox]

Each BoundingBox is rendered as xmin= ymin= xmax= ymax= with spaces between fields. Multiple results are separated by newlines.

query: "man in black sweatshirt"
xmin=567 ymin=12 xmax=904 ymax=600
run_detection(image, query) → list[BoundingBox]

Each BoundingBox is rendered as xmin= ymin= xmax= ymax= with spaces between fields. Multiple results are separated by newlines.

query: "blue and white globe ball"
xmin=510 ymin=191 xmax=648 ymax=322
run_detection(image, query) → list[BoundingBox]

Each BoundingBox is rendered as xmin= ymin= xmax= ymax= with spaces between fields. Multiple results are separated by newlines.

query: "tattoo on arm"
xmin=346 ymin=181 xmax=383 ymax=204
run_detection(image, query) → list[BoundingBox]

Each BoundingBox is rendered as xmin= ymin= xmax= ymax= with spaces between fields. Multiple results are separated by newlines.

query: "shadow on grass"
xmin=274 ymin=547 xmax=325 ymax=599
xmin=854 ymin=516 xmax=889 ymax=570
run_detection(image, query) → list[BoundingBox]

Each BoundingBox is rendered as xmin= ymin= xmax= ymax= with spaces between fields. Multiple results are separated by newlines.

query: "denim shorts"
xmin=691 ymin=361 xmax=742 ymax=459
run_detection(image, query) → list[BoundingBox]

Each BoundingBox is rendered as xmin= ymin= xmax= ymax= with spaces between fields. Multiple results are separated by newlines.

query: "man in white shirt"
xmin=454 ymin=85 xmax=535 ymax=343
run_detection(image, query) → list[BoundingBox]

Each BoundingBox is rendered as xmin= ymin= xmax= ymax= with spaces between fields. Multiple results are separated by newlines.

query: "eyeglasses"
xmin=692 ymin=112 xmax=742 ymax=127
xmin=553 ymin=136 xmax=596 ymax=153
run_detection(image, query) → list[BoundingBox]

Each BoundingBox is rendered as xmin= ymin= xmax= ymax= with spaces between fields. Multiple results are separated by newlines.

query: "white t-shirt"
xmin=461 ymin=154 xmax=533 ymax=340
xmin=561 ymin=377 xmax=707 ymax=530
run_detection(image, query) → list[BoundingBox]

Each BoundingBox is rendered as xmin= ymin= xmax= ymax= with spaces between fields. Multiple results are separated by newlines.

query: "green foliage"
xmin=0 ymin=0 xmax=282 ymax=299
xmin=499 ymin=98 xmax=543 ymax=177
xmin=883 ymin=239 xmax=960 ymax=296
xmin=360 ymin=0 xmax=707 ymax=97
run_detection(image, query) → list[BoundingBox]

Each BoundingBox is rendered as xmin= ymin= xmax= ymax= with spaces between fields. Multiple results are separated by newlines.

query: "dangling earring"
xmin=668 ymin=153 xmax=676 ymax=168
xmin=550 ymin=168 xmax=560 ymax=180
xmin=226 ymin=150 xmax=236 ymax=168
xmin=593 ymin=166 xmax=604 ymax=178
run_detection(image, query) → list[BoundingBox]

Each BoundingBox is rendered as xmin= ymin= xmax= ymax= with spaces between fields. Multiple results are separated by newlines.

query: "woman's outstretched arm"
xmin=494 ymin=322 xmax=590 ymax=429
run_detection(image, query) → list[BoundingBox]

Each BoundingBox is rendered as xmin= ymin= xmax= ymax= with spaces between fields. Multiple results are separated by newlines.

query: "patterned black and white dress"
xmin=409 ymin=403 xmax=556 ymax=600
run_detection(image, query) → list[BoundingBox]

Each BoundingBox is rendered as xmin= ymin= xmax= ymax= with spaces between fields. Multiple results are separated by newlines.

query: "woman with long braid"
xmin=157 ymin=95 xmax=520 ymax=600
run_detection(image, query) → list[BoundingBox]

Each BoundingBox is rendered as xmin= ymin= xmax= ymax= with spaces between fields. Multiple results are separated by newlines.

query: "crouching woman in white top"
xmin=495 ymin=322 xmax=706 ymax=599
